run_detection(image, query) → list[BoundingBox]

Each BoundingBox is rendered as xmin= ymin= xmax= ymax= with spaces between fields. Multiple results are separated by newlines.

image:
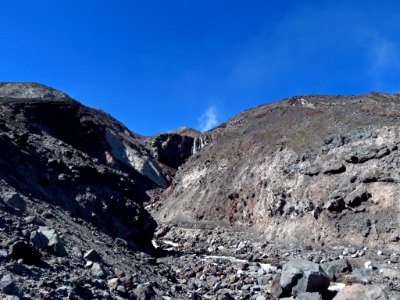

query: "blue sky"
xmin=1 ymin=1 xmax=400 ymax=135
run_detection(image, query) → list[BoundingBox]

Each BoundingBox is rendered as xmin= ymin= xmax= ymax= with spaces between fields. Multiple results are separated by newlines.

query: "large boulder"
xmin=35 ymin=226 xmax=67 ymax=256
xmin=333 ymin=284 xmax=400 ymax=300
xmin=9 ymin=241 xmax=42 ymax=265
xmin=0 ymin=183 xmax=27 ymax=210
xmin=321 ymin=259 xmax=352 ymax=281
xmin=280 ymin=259 xmax=330 ymax=296
xmin=0 ymin=274 xmax=20 ymax=296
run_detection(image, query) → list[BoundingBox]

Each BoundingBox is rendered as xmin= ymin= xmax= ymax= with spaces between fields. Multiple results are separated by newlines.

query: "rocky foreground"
xmin=0 ymin=209 xmax=399 ymax=299
xmin=0 ymin=83 xmax=398 ymax=299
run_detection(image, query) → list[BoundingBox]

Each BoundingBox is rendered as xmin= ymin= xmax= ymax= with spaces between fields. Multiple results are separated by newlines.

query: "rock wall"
xmin=150 ymin=133 xmax=195 ymax=169
xmin=155 ymin=93 xmax=400 ymax=251
xmin=106 ymin=129 xmax=168 ymax=188
xmin=0 ymin=83 xmax=163 ymax=249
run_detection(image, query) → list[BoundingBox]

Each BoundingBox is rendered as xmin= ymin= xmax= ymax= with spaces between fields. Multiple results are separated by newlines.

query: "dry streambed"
xmin=153 ymin=225 xmax=400 ymax=299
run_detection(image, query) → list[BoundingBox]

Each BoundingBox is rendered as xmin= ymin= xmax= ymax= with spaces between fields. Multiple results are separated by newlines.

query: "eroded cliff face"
xmin=155 ymin=93 xmax=400 ymax=251
xmin=0 ymin=82 xmax=168 ymax=249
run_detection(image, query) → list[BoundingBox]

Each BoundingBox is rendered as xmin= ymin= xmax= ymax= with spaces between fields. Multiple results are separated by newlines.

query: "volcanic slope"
xmin=0 ymin=83 xmax=399 ymax=299
xmin=155 ymin=93 xmax=400 ymax=252
xmin=0 ymin=82 xmax=200 ymax=299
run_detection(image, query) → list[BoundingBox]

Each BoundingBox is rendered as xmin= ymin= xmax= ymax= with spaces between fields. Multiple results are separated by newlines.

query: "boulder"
xmin=323 ymin=162 xmax=346 ymax=175
xmin=296 ymin=292 xmax=322 ymax=300
xmin=9 ymin=241 xmax=42 ymax=265
xmin=0 ymin=274 xmax=18 ymax=295
xmin=37 ymin=226 xmax=67 ymax=256
xmin=321 ymin=259 xmax=352 ymax=281
xmin=91 ymin=262 xmax=109 ymax=278
xmin=134 ymin=285 xmax=156 ymax=300
xmin=30 ymin=231 xmax=49 ymax=249
xmin=345 ymin=186 xmax=371 ymax=207
xmin=333 ymin=284 xmax=400 ymax=300
xmin=83 ymin=249 xmax=102 ymax=263
xmin=269 ymin=274 xmax=284 ymax=298
xmin=24 ymin=215 xmax=36 ymax=224
xmin=280 ymin=259 xmax=330 ymax=296
xmin=216 ymin=289 xmax=235 ymax=300
xmin=325 ymin=196 xmax=346 ymax=213
xmin=0 ymin=186 xmax=26 ymax=210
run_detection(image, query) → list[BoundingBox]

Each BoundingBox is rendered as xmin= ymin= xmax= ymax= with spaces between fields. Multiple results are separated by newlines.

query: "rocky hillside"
xmin=0 ymin=82 xmax=199 ymax=298
xmin=0 ymin=83 xmax=398 ymax=299
xmin=0 ymin=82 xmax=166 ymax=249
xmin=155 ymin=93 xmax=400 ymax=252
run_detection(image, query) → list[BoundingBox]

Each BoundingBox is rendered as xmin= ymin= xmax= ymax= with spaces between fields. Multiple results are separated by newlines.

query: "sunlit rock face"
xmin=0 ymin=82 xmax=69 ymax=99
xmin=0 ymin=82 xmax=399 ymax=298
xmin=155 ymin=93 xmax=400 ymax=251
xmin=105 ymin=129 xmax=168 ymax=188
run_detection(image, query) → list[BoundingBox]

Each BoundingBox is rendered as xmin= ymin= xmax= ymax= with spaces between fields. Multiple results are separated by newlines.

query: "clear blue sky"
xmin=1 ymin=1 xmax=400 ymax=135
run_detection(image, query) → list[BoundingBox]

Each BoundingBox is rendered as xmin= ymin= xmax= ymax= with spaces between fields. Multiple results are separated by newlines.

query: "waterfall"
xmin=192 ymin=138 xmax=198 ymax=154
xmin=192 ymin=137 xmax=207 ymax=154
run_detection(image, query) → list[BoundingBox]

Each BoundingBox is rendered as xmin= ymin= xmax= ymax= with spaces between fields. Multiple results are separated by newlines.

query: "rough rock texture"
xmin=0 ymin=82 xmax=162 ymax=248
xmin=333 ymin=284 xmax=400 ymax=300
xmin=155 ymin=93 xmax=400 ymax=252
xmin=143 ymin=126 xmax=200 ymax=172
xmin=280 ymin=259 xmax=330 ymax=296
xmin=1 ymin=83 xmax=399 ymax=299
xmin=0 ymin=82 xmax=68 ymax=99
xmin=0 ymin=83 xmax=203 ymax=299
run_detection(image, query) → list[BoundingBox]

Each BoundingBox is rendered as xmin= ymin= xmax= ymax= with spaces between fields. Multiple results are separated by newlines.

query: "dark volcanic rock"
xmin=0 ymin=82 xmax=162 ymax=249
xmin=151 ymin=133 xmax=196 ymax=169
xmin=9 ymin=241 xmax=42 ymax=265
xmin=321 ymin=259 xmax=352 ymax=281
xmin=134 ymin=285 xmax=156 ymax=300
xmin=84 ymin=249 xmax=103 ymax=263
xmin=1 ymin=82 xmax=399 ymax=299
xmin=280 ymin=259 xmax=330 ymax=296
xmin=0 ymin=274 xmax=19 ymax=295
